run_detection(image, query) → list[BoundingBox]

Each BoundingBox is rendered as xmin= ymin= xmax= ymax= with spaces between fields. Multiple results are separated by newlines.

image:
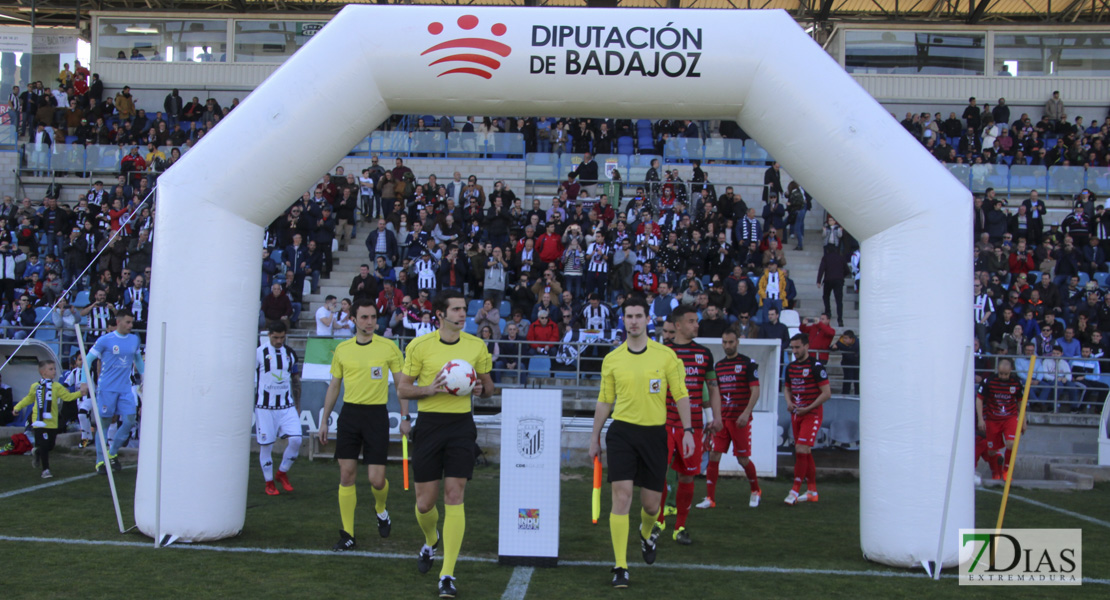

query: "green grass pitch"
xmin=1 ymin=453 xmax=1108 ymax=599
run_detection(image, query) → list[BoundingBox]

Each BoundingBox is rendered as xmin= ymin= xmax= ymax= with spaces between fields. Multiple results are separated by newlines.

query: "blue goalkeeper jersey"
xmin=91 ymin=332 xmax=143 ymax=393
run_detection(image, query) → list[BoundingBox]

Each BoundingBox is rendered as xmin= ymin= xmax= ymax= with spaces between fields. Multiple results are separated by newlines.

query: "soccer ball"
xmin=441 ymin=359 xmax=477 ymax=396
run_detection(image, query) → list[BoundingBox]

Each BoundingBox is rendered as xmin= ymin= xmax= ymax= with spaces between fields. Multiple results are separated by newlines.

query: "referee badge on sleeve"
xmin=649 ymin=379 xmax=661 ymax=394
xmin=371 ymin=367 xmax=383 ymax=380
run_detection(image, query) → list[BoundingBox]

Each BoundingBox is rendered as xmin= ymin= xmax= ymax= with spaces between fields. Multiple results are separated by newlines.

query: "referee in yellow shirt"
xmin=397 ymin=290 xmax=494 ymax=600
xmin=590 ymin=294 xmax=692 ymax=589
xmin=318 ymin=298 xmax=404 ymax=552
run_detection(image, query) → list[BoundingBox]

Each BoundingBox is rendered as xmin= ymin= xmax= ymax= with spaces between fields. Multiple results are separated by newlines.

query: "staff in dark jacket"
xmin=817 ymin=245 xmax=849 ymax=327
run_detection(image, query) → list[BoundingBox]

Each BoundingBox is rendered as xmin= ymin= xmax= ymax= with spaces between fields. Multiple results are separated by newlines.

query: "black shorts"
xmin=335 ymin=404 xmax=389 ymax=465
xmin=411 ymin=412 xmax=477 ymax=483
xmin=605 ymin=420 xmax=667 ymax=493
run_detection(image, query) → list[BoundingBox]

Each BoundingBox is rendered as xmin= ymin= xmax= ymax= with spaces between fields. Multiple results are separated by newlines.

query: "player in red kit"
xmin=784 ymin=333 xmax=831 ymax=505
xmin=697 ymin=328 xmax=762 ymax=509
xmin=976 ymin=357 xmax=1026 ymax=481
xmin=656 ymin=306 xmax=722 ymax=545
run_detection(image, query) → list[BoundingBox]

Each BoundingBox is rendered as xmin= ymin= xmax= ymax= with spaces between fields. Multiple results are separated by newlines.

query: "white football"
xmin=441 ymin=359 xmax=477 ymax=396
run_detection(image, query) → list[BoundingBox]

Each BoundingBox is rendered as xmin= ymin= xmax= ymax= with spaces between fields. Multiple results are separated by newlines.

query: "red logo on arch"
xmin=423 ymin=15 xmax=511 ymax=79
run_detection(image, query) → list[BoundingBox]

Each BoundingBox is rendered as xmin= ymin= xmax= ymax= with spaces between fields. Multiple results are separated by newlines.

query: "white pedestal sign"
xmin=498 ymin=388 xmax=561 ymax=566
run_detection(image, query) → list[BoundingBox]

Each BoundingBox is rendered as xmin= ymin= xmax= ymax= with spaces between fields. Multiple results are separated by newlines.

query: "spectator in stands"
xmin=526 ymin=309 xmax=559 ymax=355
xmin=698 ymin=304 xmax=728 ymax=338
xmin=800 ymin=313 xmax=835 ymax=362
xmin=475 ymin=299 xmax=500 ymax=337
xmin=1082 ymin=236 xmax=1105 ymax=277
xmin=261 ymin=283 xmax=293 ymax=329
xmin=835 ymin=330 xmax=860 ymax=395
xmin=762 ymin=162 xmax=782 ymax=203
xmin=756 ymin=259 xmax=787 ymax=321
xmin=758 ymin=306 xmax=790 ymax=349
xmin=1040 ymin=345 xmax=1080 ymax=411
xmin=1058 ymin=327 xmax=1081 ymax=358
xmin=817 ymin=245 xmax=848 ymax=327
xmin=315 ymin=295 xmax=337 ymax=336
xmin=1045 ymin=91 xmax=1066 ymax=126
xmin=365 ymin=218 xmax=398 ymax=268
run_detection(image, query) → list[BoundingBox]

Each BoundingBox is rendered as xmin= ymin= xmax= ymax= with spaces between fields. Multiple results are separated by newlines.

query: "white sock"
xmin=280 ymin=436 xmax=301 ymax=472
xmin=260 ymin=444 xmax=274 ymax=481
xmin=78 ymin=413 xmax=91 ymax=438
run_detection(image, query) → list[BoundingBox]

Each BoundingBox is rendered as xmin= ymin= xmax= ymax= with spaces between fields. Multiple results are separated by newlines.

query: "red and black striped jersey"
xmin=715 ymin=353 xmax=760 ymax=419
xmin=665 ymin=342 xmax=717 ymax=429
xmin=977 ymin=374 xmax=1024 ymax=420
xmin=784 ymin=356 xmax=829 ymax=408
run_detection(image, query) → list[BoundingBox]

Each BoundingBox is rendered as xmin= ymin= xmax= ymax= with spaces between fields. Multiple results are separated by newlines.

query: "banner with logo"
xmin=498 ymin=389 xmax=561 ymax=566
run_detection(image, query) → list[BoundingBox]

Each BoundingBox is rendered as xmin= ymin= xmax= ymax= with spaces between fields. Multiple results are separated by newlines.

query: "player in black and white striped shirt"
xmin=974 ymin=281 xmax=994 ymax=349
xmin=255 ymin=321 xmax=302 ymax=496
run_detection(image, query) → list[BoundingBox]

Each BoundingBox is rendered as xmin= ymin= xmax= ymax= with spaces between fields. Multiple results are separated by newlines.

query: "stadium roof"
xmin=4 ymin=0 xmax=1109 ymax=29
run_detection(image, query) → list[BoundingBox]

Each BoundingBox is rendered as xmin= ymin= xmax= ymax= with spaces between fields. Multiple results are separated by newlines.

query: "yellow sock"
xmin=610 ymin=512 xmax=629 ymax=569
xmin=440 ymin=504 xmax=465 ymax=578
xmin=415 ymin=503 xmax=440 ymax=547
xmin=338 ymin=484 xmax=356 ymax=536
xmin=371 ymin=479 xmax=389 ymax=515
xmin=640 ymin=507 xmax=659 ymax=540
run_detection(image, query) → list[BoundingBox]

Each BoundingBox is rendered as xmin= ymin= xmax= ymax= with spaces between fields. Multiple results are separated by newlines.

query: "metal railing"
xmin=972 ymin=353 xmax=1108 ymax=416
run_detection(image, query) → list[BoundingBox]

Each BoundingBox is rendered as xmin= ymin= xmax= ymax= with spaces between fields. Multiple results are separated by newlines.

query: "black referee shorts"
xmin=411 ymin=412 xmax=477 ymax=483
xmin=335 ymin=404 xmax=390 ymax=465
xmin=605 ymin=419 xmax=667 ymax=493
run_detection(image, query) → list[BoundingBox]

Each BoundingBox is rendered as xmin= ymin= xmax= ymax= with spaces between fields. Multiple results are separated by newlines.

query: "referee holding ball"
xmin=589 ymin=293 xmax=692 ymax=589
xmin=397 ymin=290 xmax=494 ymax=599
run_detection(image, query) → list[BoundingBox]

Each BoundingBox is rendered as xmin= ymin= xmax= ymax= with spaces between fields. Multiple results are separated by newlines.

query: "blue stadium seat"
xmin=74 ymin=291 xmax=90 ymax=307
xmin=34 ymin=306 xmax=52 ymax=323
xmin=1096 ymin=272 xmax=1110 ymax=289
xmin=1027 ymin=270 xmax=1041 ymax=283
xmin=270 ymin=249 xmax=282 ymax=265
xmin=527 ymin=356 xmax=551 ymax=382
xmin=464 ymin=317 xmax=478 ymax=335
xmin=499 ymin=318 xmax=507 ymax=335
xmin=34 ymin=327 xmax=56 ymax=341
xmin=1078 ymin=272 xmax=1091 ymax=288
xmin=617 ymin=136 xmax=634 ymax=155
xmin=468 ymin=300 xmax=483 ymax=316
xmin=637 ymin=133 xmax=654 ymax=152
xmin=500 ymin=300 xmax=512 ymax=316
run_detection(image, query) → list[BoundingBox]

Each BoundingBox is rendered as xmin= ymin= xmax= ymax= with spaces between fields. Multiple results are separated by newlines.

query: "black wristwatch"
xmin=683 ymin=427 xmax=695 ymax=434
xmin=402 ymin=415 xmax=412 ymax=422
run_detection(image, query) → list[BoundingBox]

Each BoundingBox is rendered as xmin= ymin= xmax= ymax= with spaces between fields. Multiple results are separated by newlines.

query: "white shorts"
xmin=255 ymin=407 xmax=302 ymax=445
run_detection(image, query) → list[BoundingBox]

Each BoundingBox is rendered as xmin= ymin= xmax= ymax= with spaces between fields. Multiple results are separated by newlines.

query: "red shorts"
xmin=974 ymin=434 xmax=989 ymax=464
xmin=712 ymin=417 xmax=753 ymax=458
xmin=984 ymin=418 xmax=1018 ymax=451
xmin=666 ymin=425 xmax=703 ymax=476
xmin=790 ymin=407 xmax=823 ymax=447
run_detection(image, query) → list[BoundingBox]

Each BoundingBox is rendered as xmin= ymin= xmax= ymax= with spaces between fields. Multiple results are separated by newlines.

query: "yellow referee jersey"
xmin=402 ymin=330 xmax=492 ymax=414
xmin=330 ymin=336 xmax=404 ymax=405
xmin=599 ymin=340 xmax=688 ymax=427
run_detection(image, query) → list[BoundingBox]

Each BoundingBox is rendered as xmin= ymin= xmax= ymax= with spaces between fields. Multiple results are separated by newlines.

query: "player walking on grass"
xmin=63 ymin=354 xmax=93 ymax=448
xmin=319 ymin=299 xmax=404 ymax=551
xmin=590 ymin=294 xmax=692 ymax=589
xmin=976 ymin=357 xmax=1026 ymax=481
xmin=254 ymin=321 xmax=302 ymax=496
xmin=656 ymin=306 xmax=721 ymax=545
xmin=12 ymin=359 xmax=87 ymax=478
xmin=397 ymin=290 xmax=494 ymax=599
xmin=86 ymin=309 xmax=143 ymax=474
xmin=698 ymin=328 xmax=762 ymax=509
xmin=784 ymin=333 xmax=830 ymax=505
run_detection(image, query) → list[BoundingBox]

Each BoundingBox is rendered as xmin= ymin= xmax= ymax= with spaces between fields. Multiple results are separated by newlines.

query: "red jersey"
xmin=784 ymin=356 xmax=829 ymax=408
xmin=665 ymin=342 xmax=716 ymax=429
xmin=977 ymin=374 xmax=1024 ymax=421
xmin=715 ymin=353 xmax=760 ymax=419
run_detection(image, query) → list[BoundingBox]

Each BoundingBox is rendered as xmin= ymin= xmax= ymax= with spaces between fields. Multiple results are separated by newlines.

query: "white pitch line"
xmin=979 ymin=488 xmax=1110 ymax=529
xmin=500 ymin=566 xmax=534 ymax=600
xmin=0 ymin=472 xmax=100 ymax=499
xmin=1 ymin=535 xmax=1107 ymax=586
xmin=0 ymin=464 xmax=137 ymax=500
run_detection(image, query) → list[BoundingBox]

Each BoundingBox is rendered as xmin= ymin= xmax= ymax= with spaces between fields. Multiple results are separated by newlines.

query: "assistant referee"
xmin=318 ymin=298 xmax=404 ymax=552
xmin=397 ymin=290 xmax=494 ymax=600
xmin=590 ymin=294 xmax=692 ymax=589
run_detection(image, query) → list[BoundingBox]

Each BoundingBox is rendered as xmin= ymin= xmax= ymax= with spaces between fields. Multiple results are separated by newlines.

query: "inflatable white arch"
xmin=136 ymin=6 xmax=972 ymax=567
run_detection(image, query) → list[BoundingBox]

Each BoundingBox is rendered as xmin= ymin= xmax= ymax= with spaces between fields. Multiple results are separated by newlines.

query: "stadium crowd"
xmin=966 ymin=94 xmax=1110 ymax=414
xmin=257 ymin=147 xmax=862 ymax=392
